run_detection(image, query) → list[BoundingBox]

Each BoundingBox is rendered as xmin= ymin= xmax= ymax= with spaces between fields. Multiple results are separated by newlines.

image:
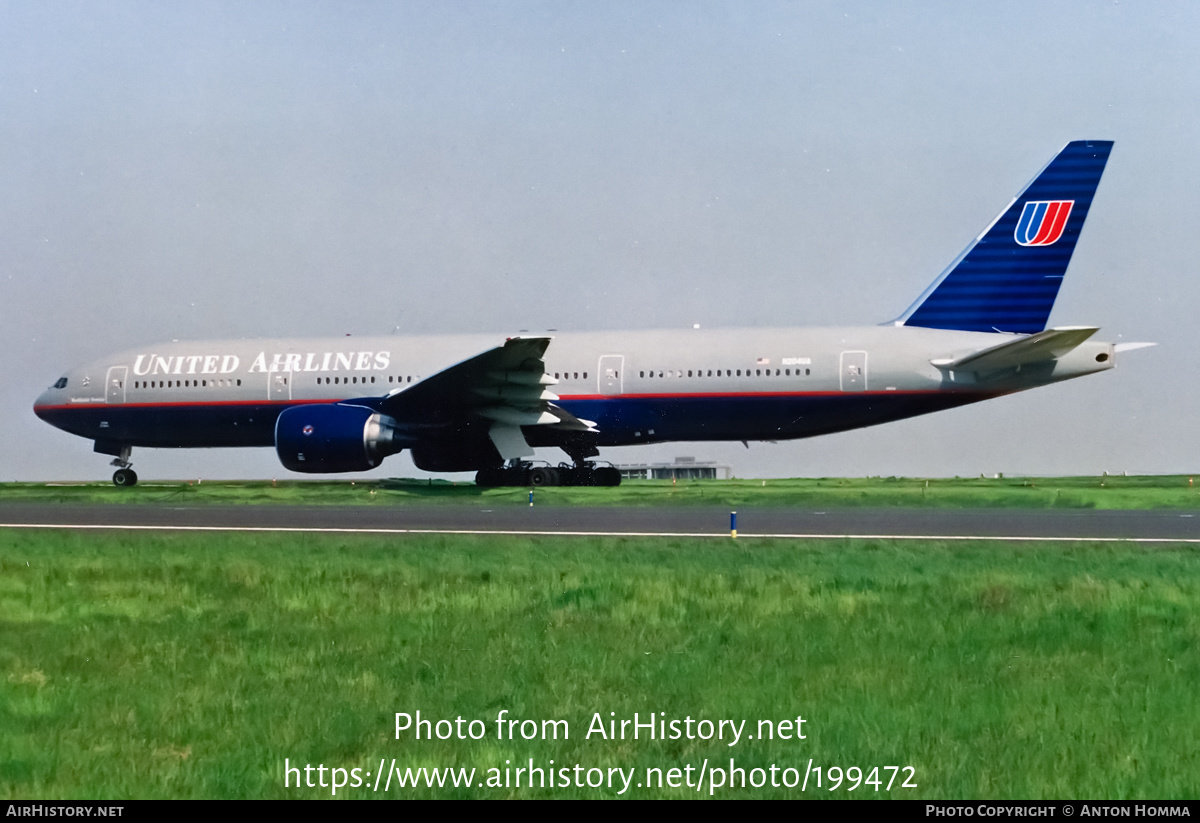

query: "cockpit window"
xmin=53 ymin=377 xmax=68 ymax=389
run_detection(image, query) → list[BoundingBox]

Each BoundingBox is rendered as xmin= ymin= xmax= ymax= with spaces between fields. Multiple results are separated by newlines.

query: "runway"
xmin=2 ymin=503 xmax=1200 ymax=542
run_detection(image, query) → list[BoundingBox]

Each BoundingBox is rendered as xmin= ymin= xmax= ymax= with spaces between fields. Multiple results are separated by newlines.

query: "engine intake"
xmin=275 ymin=403 xmax=406 ymax=473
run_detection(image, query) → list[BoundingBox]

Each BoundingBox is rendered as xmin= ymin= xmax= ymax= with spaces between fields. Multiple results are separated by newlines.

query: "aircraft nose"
xmin=33 ymin=382 xmax=63 ymax=421
xmin=33 ymin=389 xmax=52 ymax=420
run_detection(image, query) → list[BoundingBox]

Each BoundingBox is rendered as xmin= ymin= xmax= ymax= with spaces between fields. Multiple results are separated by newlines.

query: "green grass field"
xmin=2 ymin=528 xmax=1198 ymax=799
xmin=4 ymin=473 xmax=1200 ymax=509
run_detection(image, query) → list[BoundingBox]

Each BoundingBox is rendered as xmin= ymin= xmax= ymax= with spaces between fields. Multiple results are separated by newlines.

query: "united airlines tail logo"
xmin=1014 ymin=200 xmax=1074 ymax=246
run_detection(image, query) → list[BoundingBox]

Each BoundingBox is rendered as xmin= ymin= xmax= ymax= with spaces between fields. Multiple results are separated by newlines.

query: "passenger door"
xmin=598 ymin=355 xmax=624 ymax=396
xmin=840 ymin=351 xmax=867 ymax=391
xmin=105 ymin=366 xmax=127 ymax=404
xmin=270 ymin=371 xmax=292 ymax=401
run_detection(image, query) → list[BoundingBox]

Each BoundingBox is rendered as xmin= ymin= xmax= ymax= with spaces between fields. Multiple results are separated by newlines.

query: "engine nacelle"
xmin=275 ymin=403 xmax=406 ymax=473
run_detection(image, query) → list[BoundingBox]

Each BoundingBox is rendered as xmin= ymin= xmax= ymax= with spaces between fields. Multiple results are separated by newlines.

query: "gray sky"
xmin=3 ymin=1 xmax=1195 ymax=481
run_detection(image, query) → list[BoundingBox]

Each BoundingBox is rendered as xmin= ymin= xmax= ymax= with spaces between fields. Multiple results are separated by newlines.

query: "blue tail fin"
xmin=899 ymin=140 xmax=1113 ymax=334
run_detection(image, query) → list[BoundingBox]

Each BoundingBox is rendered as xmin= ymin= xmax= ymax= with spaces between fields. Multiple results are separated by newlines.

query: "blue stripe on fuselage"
xmin=34 ymin=403 xmax=284 ymax=448
xmin=552 ymin=392 xmax=996 ymax=444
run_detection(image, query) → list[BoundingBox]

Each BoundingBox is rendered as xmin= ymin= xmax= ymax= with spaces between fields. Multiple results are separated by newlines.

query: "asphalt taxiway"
xmin=1 ymin=503 xmax=1199 ymax=542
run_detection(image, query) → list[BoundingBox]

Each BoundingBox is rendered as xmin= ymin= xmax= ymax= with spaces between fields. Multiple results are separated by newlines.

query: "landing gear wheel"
xmin=594 ymin=466 xmax=621 ymax=487
xmin=528 ymin=467 xmax=559 ymax=487
xmin=560 ymin=466 xmax=596 ymax=486
xmin=475 ymin=467 xmax=506 ymax=488
xmin=113 ymin=468 xmax=138 ymax=487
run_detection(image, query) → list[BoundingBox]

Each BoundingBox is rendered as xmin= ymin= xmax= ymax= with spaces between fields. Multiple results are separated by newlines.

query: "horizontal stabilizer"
xmin=932 ymin=326 xmax=1099 ymax=372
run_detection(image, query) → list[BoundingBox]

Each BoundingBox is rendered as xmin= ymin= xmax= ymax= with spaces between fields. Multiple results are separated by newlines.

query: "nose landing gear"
xmin=108 ymin=444 xmax=137 ymax=487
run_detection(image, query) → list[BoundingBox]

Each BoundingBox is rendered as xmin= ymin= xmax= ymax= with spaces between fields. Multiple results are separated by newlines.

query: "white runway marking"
xmin=2 ymin=522 xmax=1200 ymax=543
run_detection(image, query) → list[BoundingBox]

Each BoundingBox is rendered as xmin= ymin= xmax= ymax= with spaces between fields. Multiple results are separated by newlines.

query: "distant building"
xmin=614 ymin=456 xmax=731 ymax=480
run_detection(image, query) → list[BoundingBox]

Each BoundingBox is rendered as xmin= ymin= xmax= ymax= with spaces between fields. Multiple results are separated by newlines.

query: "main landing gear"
xmin=475 ymin=460 xmax=621 ymax=488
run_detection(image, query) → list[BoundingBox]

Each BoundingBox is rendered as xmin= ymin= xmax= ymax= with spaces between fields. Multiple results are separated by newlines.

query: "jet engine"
xmin=275 ymin=403 xmax=407 ymax=473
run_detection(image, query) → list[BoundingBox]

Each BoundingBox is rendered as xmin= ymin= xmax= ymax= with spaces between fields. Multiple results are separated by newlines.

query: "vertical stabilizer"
xmin=898 ymin=140 xmax=1113 ymax=334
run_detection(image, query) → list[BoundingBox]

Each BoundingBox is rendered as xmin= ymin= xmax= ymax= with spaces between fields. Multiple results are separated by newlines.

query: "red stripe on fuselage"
xmin=33 ymin=397 xmax=343 ymax=413
xmin=35 ymin=388 xmax=987 ymax=415
xmin=559 ymin=390 xmax=963 ymax=401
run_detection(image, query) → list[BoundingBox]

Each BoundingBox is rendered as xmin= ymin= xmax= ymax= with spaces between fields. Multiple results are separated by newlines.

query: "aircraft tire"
xmin=567 ymin=467 xmax=594 ymax=487
xmin=475 ymin=467 xmax=505 ymax=488
xmin=595 ymin=467 xmax=621 ymax=487
xmin=113 ymin=468 xmax=138 ymax=487
xmin=528 ymin=467 xmax=558 ymax=487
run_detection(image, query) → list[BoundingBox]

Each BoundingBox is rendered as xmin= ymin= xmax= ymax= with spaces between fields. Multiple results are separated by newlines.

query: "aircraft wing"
xmin=932 ymin=326 xmax=1100 ymax=373
xmin=378 ymin=336 xmax=596 ymax=459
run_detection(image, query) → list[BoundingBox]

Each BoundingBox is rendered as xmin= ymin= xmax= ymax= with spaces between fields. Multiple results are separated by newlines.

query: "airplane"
xmin=34 ymin=140 xmax=1146 ymax=488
